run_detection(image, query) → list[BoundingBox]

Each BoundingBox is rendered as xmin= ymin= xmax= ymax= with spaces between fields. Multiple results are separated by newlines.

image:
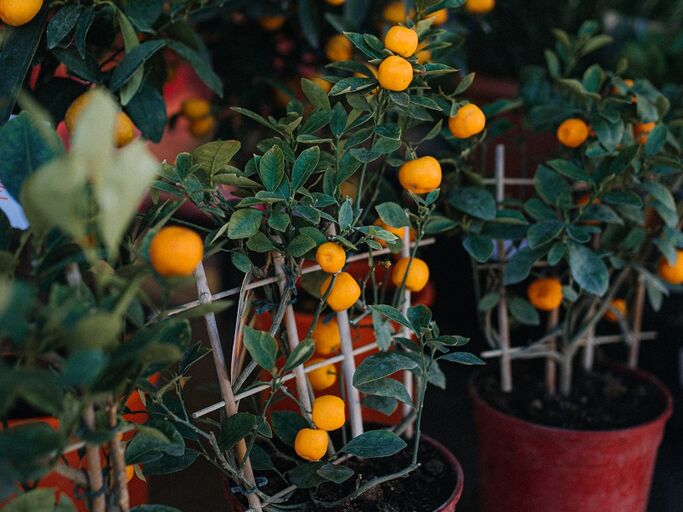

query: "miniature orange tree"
xmin=464 ymin=22 xmax=683 ymax=395
xmin=141 ymin=0 xmax=485 ymax=508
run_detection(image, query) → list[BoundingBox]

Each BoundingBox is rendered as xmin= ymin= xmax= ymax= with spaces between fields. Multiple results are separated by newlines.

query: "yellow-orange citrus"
xmin=182 ymin=98 xmax=212 ymax=120
xmin=294 ymin=428 xmax=328 ymax=461
xmin=427 ymin=9 xmax=448 ymax=25
xmin=312 ymin=318 xmax=341 ymax=356
xmin=125 ymin=465 xmax=135 ymax=483
xmin=416 ymin=44 xmax=431 ymax=64
xmin=604 ymin=298 xmax=627 ymax=323
xmin=556 ymin=118 xmax=589 ymax=148
xmin=398 ymin=156 xmax=442 ymax=194
xmin=527 ymin=278 xmax=563 ymax=311
xmin=312 ymin=395 xmax=346 ymax=431
xmin=65 ymin=92 xmax=136 ymax=148
xmin=316 ymin=242 xmax=346 ymax=274
xmin=339 ymin=180 xmax=358 ymax=199
xmin=325 ymin=34 xmax=353 ymax=62
xmin=465 ymin=0 xmax=495 ymax=14
xmin=448 ymin=103 xmax=486 ymax=139
xmin=378 ymin=55 xmax=413 ymax=92
xmin=0 ymin=0 xmax=42 ymax=26
xmin=325 ymin=0 xmax=346 ymax=5
xmin=149 ymin=226 xmax=204 ymax=277
xmin=658 ymin=250 xmax=683 ymax=285
xmin=384 ymin=26 xmax=418 ymax=57
xmin=259 ymin=15 xmax=286 ymax=31
xmin=311 ymin=75 xmax=332 ymax=93
xmin=305 ymin=357 xmax=338 ymax=391
xmin=373 ymin=219 xmax=414 ymax=247
xmin=392 ymin=257 xmax=430 ymax=292
xmin=189 ymin=116 xmax=216 ymax=138
xmin=320 ymin=272 xmax=361 ymax=311
xmin=634 ymin=122 xmax=656 ymax=145
xmin=383 ymin=1 xmax=414 ymax=23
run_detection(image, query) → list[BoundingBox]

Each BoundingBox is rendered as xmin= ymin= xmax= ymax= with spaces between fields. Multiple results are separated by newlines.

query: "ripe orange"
xmin=294 ymin=428 xmax=328 ymax=461
xmin=392 ymin=257 xmax=430 ymax=292
xmin=465 ymin=0 xmax=495 ymax=14
xmin=149 ymin=226 xmax=204 ymax=277
xmin=312 ymin=395 xmax=346 ymax=431
xmin=634 ymin=122 xmax=656 ymax=145
xmin=305 ymin=357 xmax=338 ymax=391
xmin=339 ymin=179 xmax=358 ymax=199
xmin=125 ymin=465 xmax=135 ymax=483
xmin=312 ymin=318 xmax=341 ymax=356
xmin=527 ymin=278 xmax=563 ymax=311
xmin=320 ymin=272 xmax=361 ymax=311
xmin=427 ymin=9 xmax=448 ymax=26
xmin=181 ymin=98 xmax=212 ymax=120
xmin=189 ymin=116 xmax=216 ymax=138
xmin=604 ymin=298 xmax=627 ymax=323
xmin=325 ymin=34 xmax=353 ymax=62
xmin=259 ymin=15 xmax=286 ymax=31
xmin=378 ymin=55 xmax=413 ymax=92
xmin=0 ymin=0 xmax=42 ymax=26
xmin=449 ymin=103 xmax=486 ymax=139
xmin=556 ymin=118 xmax=589 ymax=148
xmin=416 ymin=43 xmax=431 ymax=64
xmin=658 ymin=250 xmax=683 ymax=285
xmin=325 ymin=0 xmax=346 ymax=5
xmin=316 ymin=242 xmax=346 ymax=274
xmin=373 ymin=219 xmax=414 ymax=247
xmin=398 ymin=156 xmax=442 ymax=194
xmin=383 ymin=1 xmax=413 ymax=23
xmin=65 ymin=92 xmax=136 ymax=148
xmin=384 ymin=26 xmax=418 ymax=57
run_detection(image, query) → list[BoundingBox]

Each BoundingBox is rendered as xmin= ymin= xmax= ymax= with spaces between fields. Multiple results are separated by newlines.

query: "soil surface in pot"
xmin=476 ymin=361 xmax=666 ymax=430
xmin=236 ymin=438 xmax=457 ymax=511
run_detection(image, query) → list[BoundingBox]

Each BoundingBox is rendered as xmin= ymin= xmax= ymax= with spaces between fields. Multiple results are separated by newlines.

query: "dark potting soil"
xmin=235 ymin=438 xmax=457 ymax=512
xmin=475 ymin=360 xmax=667 ymax=430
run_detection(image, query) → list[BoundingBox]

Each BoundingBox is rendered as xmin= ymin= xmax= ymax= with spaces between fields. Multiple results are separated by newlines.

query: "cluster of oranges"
xmin=181 ymin=97 xmax=216 ymax=138
xmin=0 ymin=0 xmax=43 ymax=26
xmin=65 ymin=91 xmax=137 ymax=148
xmin=294 ymin=395 xmax=346 ymax=461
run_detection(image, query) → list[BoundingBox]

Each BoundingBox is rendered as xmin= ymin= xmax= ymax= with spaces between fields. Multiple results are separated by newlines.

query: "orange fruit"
xmin=398 ymin=156 xmax=442 ymax=194
xmin=427 ymin=9 xmax=448 ymax=25
xmin=527 ymin=278 xmax=563 ymax=311
xmin=658 ymin=250 xmax=683 ymax=285
xmin=378 ymin=55 xmax=413 ymax=92
xmin=181 ymin=98 xmax=212 ymax=120
xmin=391 ymin=257 xmax=429 ymax=292
xmin=449 ymin=103 xmax=486 ymax=139
xmin=556 ymin=118 xmax=589 ymax=148
xmin=312 ymin=318 xmax=341 ymax=356
xmin=320 ymin=272 xmax=361 ymax=311
xmin=316 ymin=242 xmax=346 ymax=274
xmin=125 ymin=465 xmax=135 ymax=483
xmin=259 ymin=15 xmax=286 ymax=31
xmin=325 ymin=34 xmax=353 ymax=62
xmin=373 ymin=219 xmax=414 ymax=247
xmin=383 ymin=1 xmax=413 ymax=23
xmin=634 ymin=122 xmax=656 ymax=145
xmin=294 ymin=428 xmax=328 ymax=461
xmin=325 ymin=0 xmax=346 ymax=5
xmin=0 ymin=0 xmax=42 ymax=26
xmin=384 ymin=26 xmax=418 ymax=57
xmin=465 ymin=0 xmax=495 ymax=14
xmin=416 ymin=43 xmax=431 ymax=64
xmin=189 ymin=116 xmax=216 ymax=138
xmin=604 ymin=298 xmax=627 ymax=323
xmin=305 ymin=357 xmax=338 ymax=391
xmin=65 ymin=92 xmax=136 ymax=148
xmin=149 ymin=226 xmax=204 ymax=277
xmin=339 ymin=179 xmax=358 ymax=199
xmin=311 ymin=395 xmax=346 ymax=431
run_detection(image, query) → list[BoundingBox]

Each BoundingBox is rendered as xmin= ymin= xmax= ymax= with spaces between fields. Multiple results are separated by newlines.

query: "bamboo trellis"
xmin=476 ymin=144 xmax=655 ymax=392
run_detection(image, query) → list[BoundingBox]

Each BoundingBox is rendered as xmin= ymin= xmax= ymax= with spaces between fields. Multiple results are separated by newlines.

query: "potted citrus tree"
xmin=459 ymin=23 xmax=680 ymax=512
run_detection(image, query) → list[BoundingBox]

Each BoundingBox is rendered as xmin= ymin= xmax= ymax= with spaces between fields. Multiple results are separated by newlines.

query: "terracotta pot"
xmin=223 ymin=433 xmax=464 ymax=511
xmin=471 ymin=366 xmax=673 ymax=512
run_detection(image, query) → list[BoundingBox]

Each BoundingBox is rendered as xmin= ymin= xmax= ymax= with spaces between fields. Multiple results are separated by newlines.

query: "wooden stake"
xmin=629 ymin=275 xmax=646 ymax=368
xmin=400 ymin=227 xmax=415 ymax=437
xmin=83 ymin=404 xmax=105 ymax=512
xmin=195 ymin=264 xmax=262 ymax=512
xmin=494 ymin=145 xmax=513 ymax=393
xmin=108 ymin=403 xmax=129 ymax=512
xmin=545 ymin=308 xmax=559 ymax=395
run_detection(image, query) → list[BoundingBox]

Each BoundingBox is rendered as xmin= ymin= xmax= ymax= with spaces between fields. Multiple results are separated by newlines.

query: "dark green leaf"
xmin=504 ymin=247 xmax=546 ymax=285
xmin=375 ymin=202 xmax=409 ymax=228
xmin=243 ymin=327 xmax=278 ymax=372
xmin=568 ymin=243 xmax=608 ymax=296
xmin=227 ymin=208 xmax=263 ymax=239
xmin=449 ymin=187 xmax=496 ymax=220
xmin=125 ymin=82 xmax=167 ymax=142
xmin=340 ymin=430 xmax=406 ymax=458
xmin=357 ymin=378 xmax=412 ymax=405
xmin=509 ymin=296 xmax=540 ymax=326
xmin=47 ymin=6 xmax=83 ymax=49
xmin=353 ymin=352 xmax=418 ymax=387
xmin=369 ymin=305 xmax=412 ymax=330
xmin=463 ymin=235 xmax=494 ymax=262
xmin=439 ymin=352 xmax=485 ymax=365
xmin=317 ymin=463 xmax=354 ymax=483
xmin=272 ymin=411 xmax=308 ymax=446
xmin=292 ymin=146 xmax=320 ymax=190
xmin=110 ymin=41 xmax=166 ymax=91
xmin=527 ymin=220 xmax=564 ymax=248
xmin=259 ymin=145 xmax=285 ymax=191
xmin=283 ymin=339 xmax=315 ymax=371
xmin=220 ymin=412 xmax=257 ymax=450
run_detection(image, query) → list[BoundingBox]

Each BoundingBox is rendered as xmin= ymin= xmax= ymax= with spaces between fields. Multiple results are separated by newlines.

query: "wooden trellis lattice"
xmin=476 ymin=144 xmax=656 ymax=392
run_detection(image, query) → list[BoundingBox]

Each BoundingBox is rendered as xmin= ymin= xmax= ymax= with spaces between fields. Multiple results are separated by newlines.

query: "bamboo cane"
xmin=545 ymin=308 xmax=559 ymax=394
xmin=83 ymin=404 xmax=106 ymax=512
xmin=400 ymin=226 xmax=415 ymax=437
xmin=628 ymin=275 xmax=646 ymax=368
xmin=108 ymin=402 xmax=130 ymax=512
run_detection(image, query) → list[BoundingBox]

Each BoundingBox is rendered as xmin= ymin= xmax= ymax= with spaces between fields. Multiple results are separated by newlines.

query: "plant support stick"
xmin=545 ymin=308 xmax=559 ymax=394
xmin=629 ymin=275 xmax=646 ymax=368
xmin=401 ymin=226 xmax=415 ymax=437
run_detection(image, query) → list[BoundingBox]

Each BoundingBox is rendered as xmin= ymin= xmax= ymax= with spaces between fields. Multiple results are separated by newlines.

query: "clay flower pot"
xmin=471 ymin=366 xmax=673 ymax=512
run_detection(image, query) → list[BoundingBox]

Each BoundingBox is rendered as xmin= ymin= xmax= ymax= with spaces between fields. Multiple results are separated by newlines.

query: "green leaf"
xmin=317 ymin=463 xmax=354 ymax=483
xmin=463 ymin=235 xmax=494 ymax=263
xmin=509 ymin=296 xmax=540 ymax=326
xmin=298 ymin=0 xmax=321 ymax=48
xmin=287 ymin=462 xmax=326 ymax=488
xmin=75 ymin=7 xmax=95 ymax=58
xmin=546 ymin=159 xmax=592 ymax=183
xmin=125 ymin=81 xmax=167 ymax=142
xmin=283 ymin=339 xmax=315 ymax=371
xmin=449 ymin=187 xmax=496 ymax=220
xmin=439 ymin=352 xmax=485 ymax=365
xmin=131 ymin=506 xmax=184 ymax=512
xmin=341 ymin=430 xmax=407 ymax=458
xmin=220 ymin=412 xmax=257 ymax=450
xmin=601 ymin=191 xmax=642 ymax=208
xmin=192 ymin=140 xmax=241 ymax=175
xmin=228 ymin=208 xmax=263 ymax=239
xmin=301 ymin=78 xmax=331 ymax=111
xmin=477 ymin=292 xmax=500 ymax=312
xmin=126 ymin=0 xmax=164 ymax=31
xmin=353 ymin=352 xmax=418 ymax=387
xmin=407 ymin=304 xmax=431 ymax=334
xmin=376 ymin=202 xmax=409 ymax=228
xmin=645 ymin=124 xmax=667 ymax=157
xmin=125 ymin=424 xmax=184 ymax=465
xmin=357 ymin=378 xmax=412 ymax=405
xmin=47 ymin=5 xmax=83 ymax=49
xmin=338 ymin=198 xmax=353 ymax=230
xmin=504 ymin=247 xmax=545 ymax=285
xmin=243 ymin=327 xmax=278 ymax=373
xmin=534 ymin=165 xmax=570 ymax=207
xmin=527 ymin=220 xmax=564 ymax=248
xmin=249 ymin=444 xmax=274 ymax=471
xmin=259 ymin=145 xmax=285 ymax=191
xmin=369 ymin=305 xmax=412 ymax=331
xmin=642 ymin=181 xmax=676 ymax=212
xmin=271 ymin=411 xmax=308 ymax=446
xmin=163 ymin=39 xmax=223 ymax=97
xmin=142 ymin=448 xmax=199 ymax=476
xmin=109 ymin=40 xmax=166 ymax=91
xmin=288 ymin=234 xmax=317 ymax=257
xmin=4 ymin=489 xmax=68 ymax=512
xmin=52 ymin=47 xmax=102 ymax=83
xmin=292 ymin=146 xmax=320 ymax=190
xmin=568 ymin=243 xmax=608 ymax=296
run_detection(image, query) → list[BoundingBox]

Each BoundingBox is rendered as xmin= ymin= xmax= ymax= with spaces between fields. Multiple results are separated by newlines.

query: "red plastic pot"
xmin=471 ymin=366 xmax=673 ymax=512
xmin=223 ymin=433 xmax=464 ymax=511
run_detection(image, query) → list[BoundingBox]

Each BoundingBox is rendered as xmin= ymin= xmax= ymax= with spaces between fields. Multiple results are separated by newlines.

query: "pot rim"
xmin=421 ymin=433 xmax=464 ymax=511
xmin=469 ymin=364 xmax=673 ymax=437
